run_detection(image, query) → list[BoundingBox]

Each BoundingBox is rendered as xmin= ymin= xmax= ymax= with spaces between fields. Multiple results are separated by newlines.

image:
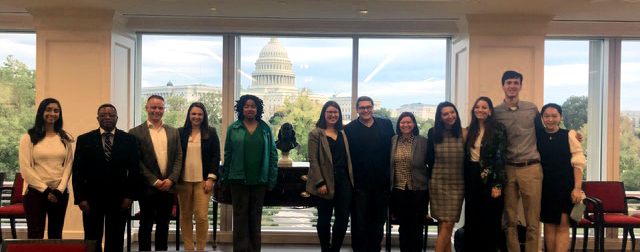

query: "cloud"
xmin=361 ymin=79 xmax=446 ymax=108
xmin=544 ymin=64 xmax=589 ymax=87
xmin=0 ymin=35 xmax=37 ymax=69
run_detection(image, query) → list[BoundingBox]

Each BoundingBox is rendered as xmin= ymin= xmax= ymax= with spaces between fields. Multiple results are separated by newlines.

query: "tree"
xmin=0 ymin=55 xmax=36 ymax=180
xmin=618 ymin=116 xmax=640 ymax=190
xmin=561 ymin=95 xmax=588 ymax=130
xmin=198 ymin=92 xmax=223 ymax=131
xmin=272 ymin=90 xmax=322 ymax=162
xmin=373 ymin=107 xmax=392 ymax=120
xmin=417 ymin=118 xmax=434 ymax=137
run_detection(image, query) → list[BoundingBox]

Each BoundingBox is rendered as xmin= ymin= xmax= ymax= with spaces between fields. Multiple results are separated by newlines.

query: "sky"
xmin=1 ymin=33 xmax=639 ymax=111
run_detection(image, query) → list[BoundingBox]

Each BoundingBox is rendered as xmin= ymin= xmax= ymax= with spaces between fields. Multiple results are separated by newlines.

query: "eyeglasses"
xmin=357 ymin=106 xmax=374 ymax=111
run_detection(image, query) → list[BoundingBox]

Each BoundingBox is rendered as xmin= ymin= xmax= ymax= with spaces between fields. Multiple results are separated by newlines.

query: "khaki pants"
xmin=177 ymin=181 xmax=212 ymax=251
xmin=504 ymin=163 xmax=543 ymax=252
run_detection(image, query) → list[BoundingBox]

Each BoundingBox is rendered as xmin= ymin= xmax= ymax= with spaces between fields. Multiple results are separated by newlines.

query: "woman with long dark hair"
xmin=220 ymin=94 xmax=278 ymax=252
xmin=19 ymin=98 xmax=73 ymax=239
xmin=426 ymin=101 xmax=466 ymax=252
xmin=177 ymin=102 xmax=221 ymax=251
xmin=389 ymin=112 xmax=428 ymax=252
xmin=463 ymin=96 xmax=508 ymax=251
xmin=538 ymin=103 xmax=585 ymax=252
xmin=306 ymin=101 xmax=354 ymax=252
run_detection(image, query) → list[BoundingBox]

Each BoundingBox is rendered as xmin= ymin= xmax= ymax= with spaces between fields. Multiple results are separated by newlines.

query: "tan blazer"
xmin=306 ymin=127 xmax=354 ymax=200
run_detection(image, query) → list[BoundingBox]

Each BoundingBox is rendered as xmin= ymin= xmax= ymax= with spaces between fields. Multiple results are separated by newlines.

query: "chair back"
xmin=582 ymin=181 xmax=628 ymax=214
xmin=0 ymin=239 xmax=96 ymax=252
xmin=11 ymin=173 xmax=24 ymax=204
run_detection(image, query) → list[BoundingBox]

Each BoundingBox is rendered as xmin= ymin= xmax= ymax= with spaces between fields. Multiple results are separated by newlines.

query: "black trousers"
xmin=390 ymin=188 xmax=429 ymax=252
xmin=316 ymin=169 xmax=353 ymax=252
xmin=230 ymin=184 xmax=266 ymax=252
xmin=138 ymin=191 xmax=175 ymax=251
xmin=463 ymin=162 xmax=504 ymax=252
xmin=83 ymin=197 xmax=128 ymax=252
xmin=23 ymin=187 xmax=68 ymax=239
xmin=351 ymin=185 xmax=390 ymax=252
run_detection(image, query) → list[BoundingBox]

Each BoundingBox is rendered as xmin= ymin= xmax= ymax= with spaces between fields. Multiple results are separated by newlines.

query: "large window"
xmin=239 ymin=36 xmax=352 ymax=163
xmin=0 ymin=32 xmax=36 ymax=181
xmin=137 ymin=35 xmax=449 ymax=232
xmin=358 ymin=38 xmax=447 ymax=137
xmin=619 ymin=41 xmax=640 ymax=191
xmin=139 ymin=35 xmax=223 ymax=130
xmin=544 ymin=40 xmax=590 ymax=176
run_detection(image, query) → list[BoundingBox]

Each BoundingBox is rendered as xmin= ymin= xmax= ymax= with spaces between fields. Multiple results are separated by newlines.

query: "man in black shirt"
xmin=344 ymin=96 xmax=395 ymax=252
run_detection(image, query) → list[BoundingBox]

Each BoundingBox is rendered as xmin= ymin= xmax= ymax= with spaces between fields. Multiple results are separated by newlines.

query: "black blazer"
xmin=178 ymin=127 xmax=221 ymax=181
xmin=72 ymin=128 xmax=140 ymax=204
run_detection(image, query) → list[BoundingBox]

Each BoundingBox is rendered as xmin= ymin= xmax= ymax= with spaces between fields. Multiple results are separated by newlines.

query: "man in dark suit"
xmin=344 ymin=96 xmax=395 ymax=252
xmin=129 ymin=95 xmax=183 ymax=251
xmin=73 ymin=104 xmax=139 ymax=252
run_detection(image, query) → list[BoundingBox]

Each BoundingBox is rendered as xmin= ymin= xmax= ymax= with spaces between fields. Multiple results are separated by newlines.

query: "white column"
xmin=29 ymin=7 xmax=137 ymax=239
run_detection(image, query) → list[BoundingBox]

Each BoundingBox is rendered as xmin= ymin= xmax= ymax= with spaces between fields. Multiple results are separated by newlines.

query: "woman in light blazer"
xmin=306 ymin=100 xmax=354 ymax=252
xmin=389 ymin=112 xmax=429 ymax=252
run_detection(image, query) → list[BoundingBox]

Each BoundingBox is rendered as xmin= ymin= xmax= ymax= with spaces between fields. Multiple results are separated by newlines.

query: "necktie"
xmin=104 ymin=132 xmax=113 ymax=162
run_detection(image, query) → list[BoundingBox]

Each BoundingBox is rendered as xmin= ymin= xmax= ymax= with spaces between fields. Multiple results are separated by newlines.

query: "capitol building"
xmin=142 ymin=37 xmax=391 ymax=121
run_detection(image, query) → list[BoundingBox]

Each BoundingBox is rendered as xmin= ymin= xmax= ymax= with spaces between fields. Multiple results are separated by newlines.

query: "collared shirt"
xmin=183 ymin=132 xmax=203 ymax=182
xmin=99 ymin=127 xmax=115 ymax=148
xmin=394 ymin=135 xmax=414 ymax=190
xmin=147 ymin=120 xmax=168 ymax=177
xmin=494 ymin=100 xmax=541 ymax=162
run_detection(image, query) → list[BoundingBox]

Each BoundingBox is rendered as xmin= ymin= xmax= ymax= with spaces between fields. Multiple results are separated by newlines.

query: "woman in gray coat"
xmin=306 ymin=101 xmax=354 ymax=252
xmin=390 ymin=112 xmax=429 ymax=252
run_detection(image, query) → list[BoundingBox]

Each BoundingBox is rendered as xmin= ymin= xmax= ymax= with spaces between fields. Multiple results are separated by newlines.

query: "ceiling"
xmin=0 ymin=0 xmax=639 ymax=22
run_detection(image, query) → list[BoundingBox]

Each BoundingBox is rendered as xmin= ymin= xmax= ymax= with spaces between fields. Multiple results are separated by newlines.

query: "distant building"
xmin=141 ymin=81 xmax=221 ymax=103
xmin=391 ymin=103 xmax=437 ymax=120
xmin=142 ymin=38 xmax=390 ymax=122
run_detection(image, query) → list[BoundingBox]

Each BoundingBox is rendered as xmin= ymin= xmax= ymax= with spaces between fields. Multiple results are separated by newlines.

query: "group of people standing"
xmin=16 ymin=69 xmax=585 ymax=252
xmin=19 ymin=96 xmax=223 ymax=252
xmin=305 ymin=70 xmax=586 ymax=252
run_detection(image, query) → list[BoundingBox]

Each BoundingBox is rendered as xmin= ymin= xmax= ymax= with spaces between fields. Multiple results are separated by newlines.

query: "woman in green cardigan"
xmin=220 ymin=94 xmax=278 ymax=252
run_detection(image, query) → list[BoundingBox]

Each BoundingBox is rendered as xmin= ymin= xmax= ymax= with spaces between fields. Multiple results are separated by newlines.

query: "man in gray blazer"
xmin=129 ymin=95 xmax=182 ymax=251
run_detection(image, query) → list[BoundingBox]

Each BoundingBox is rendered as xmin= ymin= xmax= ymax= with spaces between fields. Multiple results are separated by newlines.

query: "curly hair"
xmin=235 ymin=94 xmax=264 ymax=121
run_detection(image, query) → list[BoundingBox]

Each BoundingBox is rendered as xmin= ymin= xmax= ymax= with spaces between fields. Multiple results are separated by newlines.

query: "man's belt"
xmin=506 ymin=160 xmax=540 ymax=167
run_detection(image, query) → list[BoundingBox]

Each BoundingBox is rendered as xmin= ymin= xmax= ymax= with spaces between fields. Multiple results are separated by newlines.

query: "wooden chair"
xmin=0 ymin=173 xmax=25 ymax=242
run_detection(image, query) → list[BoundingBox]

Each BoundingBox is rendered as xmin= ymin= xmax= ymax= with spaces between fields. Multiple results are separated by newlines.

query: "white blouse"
xmin=183 ymin=132 xmax=203 ymax=182
xmin=470 ymin=128 xmax=484 ymax=162
xmin=19 ymin=133 xmax=73 ymax=194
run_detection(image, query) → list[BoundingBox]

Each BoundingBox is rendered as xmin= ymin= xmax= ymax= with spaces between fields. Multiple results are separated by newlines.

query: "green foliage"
xmin=0 ymin=55 xmax=36 ymax=180
xmin=619 ymin=116 xmax=640 ymax=190
xmin=373 ymin=107 xmax=392 ymax=120
xmin=417 ymin=118 xmax=434 ymax=137
xmin=198 ymin=92 xmax=223 ymax=131
xmin=561 ymin=95 xmax=588 ymax=130
xmin=271 ymin=90 xmax=322 ymax=162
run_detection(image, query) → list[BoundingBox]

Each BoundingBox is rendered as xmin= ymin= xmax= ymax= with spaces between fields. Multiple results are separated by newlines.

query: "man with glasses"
xmin=73 ymin=104 xmax=139 ymax=252
xmin=344 ymin=96 xmax=395 ymax=252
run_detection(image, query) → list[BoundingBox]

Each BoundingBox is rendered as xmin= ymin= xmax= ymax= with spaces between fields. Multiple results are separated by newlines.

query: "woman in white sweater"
xmin=19 ymin=98 xmax=73 ymax=239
